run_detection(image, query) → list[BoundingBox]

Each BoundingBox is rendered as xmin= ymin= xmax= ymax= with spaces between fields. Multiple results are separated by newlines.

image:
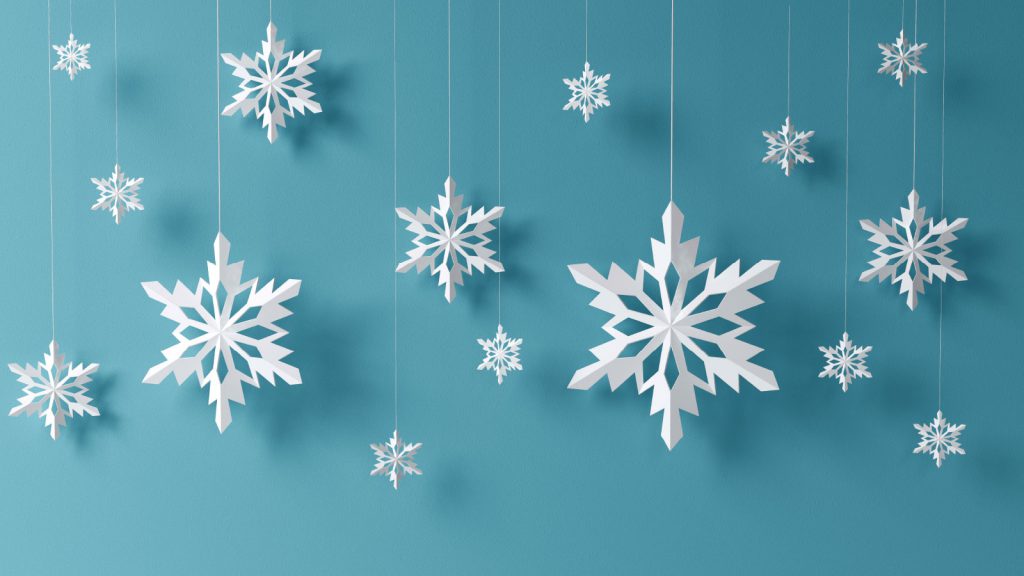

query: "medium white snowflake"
xmin=477 ymin=324 xmax=522 ymax=384
xmin=914 ymin=410 xmax=965 ymax=468
xmin=818 ymin=332 xmax=871 ymax=392
xmin=371 ymin=429 xmax=422 ymax=490
xmin=90 ymin=163 xmax=144 ymax=224
xmin=221 ymin=22 xmax=322 ymax=143
xmin=878 ymin=29 xmax=927 ymax=87
xmin=563 ymin=61 xmax=610 ymax=123
xmin=859 ymin=189 xmax=967 ymax=310
xmin=762 ymin=116 xmax=814 ymax=176
xmin=8 ymin=341 xmax=100 ymax=440
xmin=141 ymin=233 xmax=302 ymax=433
xmin=396 ymin=177 xmax=504 ymax=303
xmin=52 ymin=33 xmax=91 ymax=80
xmin=569 ymin=202 xmax=780 ymax=450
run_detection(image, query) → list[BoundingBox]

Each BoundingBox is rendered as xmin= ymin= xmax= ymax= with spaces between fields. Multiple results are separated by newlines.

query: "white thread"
xmin=69 ymin=0 xmax=73 ymax=35
xmin=114 ymin=0 xmax=119 ymax=164
xmin=270 ymin=0 xmax=273 ymax=22
xmin=938 ymin=0 xmax=948 ymax=410
xmin=786 ymin=4 xmax=791 ymax=118
xmin=448 ymin=0 xmax=452 ymax=178
xmin=843 ymin=0 xmax=850 ymax=331
xmin=393 ymin=0 xmax=399 ymax=431
xmin=216 ymin=0 xmax=222 ymax=233
xmin=48 ymin=0 xmax=56 ymax=342
xmin=585 ymin=0 xmax=588 ymax=63
xmin=669 ymin=0 xmax=674 ymax=203
xmin=911 ymin=0 xmax=917 ymax=190
xmin=497 ymin=0 xmax=502 ymax=325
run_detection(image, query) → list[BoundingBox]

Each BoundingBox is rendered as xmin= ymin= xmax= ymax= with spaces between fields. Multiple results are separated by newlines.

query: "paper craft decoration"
xmin=818 ymin=332 xmax=871 ymax=392
xmin=221 ymin=22 xmax=322 ymax=143
xmin=371 ymin=429 xmax=422 ymax=490
xmin=860 ymin=189 xmax=967 ymax=310
xmin=569 ymin=202 xmax=779 ymax=449
xmin=90 ymin=163 xmax=144 ymax=224
xmin=563 ymin=62 xmax=610 ymax=123
xmin=141 ymin=233 xmax=301 ymax=432
xmin=396 ymin=177 xmax=504 ymax=303
xmin=477 ymin=324 xmax=522 ymax=384
xmin=52 ymin=33 xmax=90 ymax=80
xmin=878 ymin=29 xmax=926 ymax=87
xmin=914 ymin=410 xmax=965 ymax=468
xmin=762 ymin=116 xmax=814 ymax=176
xmin=8 ymin=341 xmax=99 ymax=440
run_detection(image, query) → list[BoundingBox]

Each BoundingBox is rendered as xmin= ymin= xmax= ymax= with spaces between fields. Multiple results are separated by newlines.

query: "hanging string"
xmin=216 ymin=0 xmax=222 ymax=233
xmin=901 ymin=0 xmax=905 ymax=32
xmin=69 ymin=0 xmax=73 ymax=34
xmin=938 ymin=0 xmax=948 ymax=410
xmin=393 ymin=0 xmax=399 ymax=432
xmin=447 ymin=0 xmax=452 ymax=178
xmin=911 ymin=0 xmax=918 ymax=190
xmin=585 ymin=0 xmax=589 ymax=63
xmin=114 ymin=0 xmax=119 ymax=164
xmin=843 ymin=0 xmax=851 ymax=332
xmin=270 ymin=0 xmax=273 ymax=22
xmin=48 ymin=0 xmax=56 ymax=343
xmin=786 ymin=4 xmax=791 ymax=118
xmin=669 ymin=0 xmax=674 ymax=203
xmin=497 ymin=0 xmax=502 ymax=325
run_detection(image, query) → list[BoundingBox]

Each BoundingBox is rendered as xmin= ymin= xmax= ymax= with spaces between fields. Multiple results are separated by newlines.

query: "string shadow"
xmin=286 ymin=58 xmax=361 ymax=153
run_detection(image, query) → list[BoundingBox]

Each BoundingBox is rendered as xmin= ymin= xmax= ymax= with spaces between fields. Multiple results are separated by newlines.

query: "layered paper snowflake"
xmin=914 ymin=410 xmax=965 ymax=468
xmin=141 ymin=233 xmax=302 ymax=432
xmin=90 ymin=163 xmax=144 ymax=224
xmin=371 ymin=429 xmax=422 ymax=490
xmin=569 ymin=202 xmax=780 ymax=449
xmin=478 ymin=324 xmax=522 ymax=384
xmin=859 ymin=189 xmax=967 ymax=310
xmin=762 ymin=116 xmax=814 ymax=176
xmin=221 ymin=22 xmax=322 ymax=143
xmin=8 ymin=341 xmax=100 ymax=440
xmin=52 ymin=33 xmax=91 ymax=80
xmin=878 ymin=29 xmax=927 ymax=87
xmin=396 ymin=177 xmax=504 ymax=303
xmin=563 ymin=62 xmax=610 ymax=123
xmin=818 ymin=332 xmax=871 ymax=392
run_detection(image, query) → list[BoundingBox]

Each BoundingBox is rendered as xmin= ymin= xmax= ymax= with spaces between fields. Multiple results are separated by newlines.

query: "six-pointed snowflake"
xmin=371 ymin=429 xmax=422 ymax=490
xmin=818 ymin=332 xmax=871 ymax=392
xmin=141 ymin=233 xmax=302 ymax=433
xmin=860 ymin=189 xmax=967 ymax=310
xmin=569 ymin=202 xmax=780 ymax=450
xmin=91 ymin=163 xmax=144 ymax=224
xmin=8 ymin=341 xmax=100 ymax=440
xmin=221 ymin=22 xmax=322 ymax=143
xmin=397 ymin=177 xmax=504 ymax=303
xmin=52 ymin=33 xmax=91 ymax=80
xmin=878 ymin=29 xmax=927 ymax=87
xmin=478 ymin=324 xmax=522 ymax=384
xmin=563 ymin=62 xmax=610 ymax=123
xmin=762 ymin=116 xmax=814 ymax=176
xmin=914 ymin=410 xmax=965 ymax=468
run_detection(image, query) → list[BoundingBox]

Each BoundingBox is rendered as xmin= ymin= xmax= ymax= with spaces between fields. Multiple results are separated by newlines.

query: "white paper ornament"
xmin=52 ymin=32 xmax=90 ymax=80
xmin=762 ymin=116 xmax=814 ymax=176
xmin=878 ymin=29 xmax=926 ymax=87
xmin=818 ymin=332 xmax=871 ymax=392
xmin=914 ymin=410 xmax=965 ymax=468
xmin=371 ymin=429 xmax=422 ymax=490
xmin=8 ymin=341 xmax=100 ymax=440
xmin=90 ymin=164 xmax=143 ymax=224
xmin=563 ymin=62 xmax=610 ymax=123
xmin=477 ymin=324 xmax=522 ymax=385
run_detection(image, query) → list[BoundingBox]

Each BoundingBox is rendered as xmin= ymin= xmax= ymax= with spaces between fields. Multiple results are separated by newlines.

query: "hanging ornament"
xmin=371 ymin=429 xmax=423 ymax=490
xmin=762 ymin=116 xmax=814 ymax=176
xmin=477 ymin=324 xmax=522 ymax=385
xmin=52 ymin=32 xmax=90 ymax=80
xmin=913 ymin=410 xmax=965 ymax=468
xmin=878 ymin=29 xmax=926 ymax=87
xmin=91 ymin=166 xmax=143 ymax=224
xmin=818 ymin=332 xmax=871 ymax=392
xmin=8 ymin=341 xmax=99 ymax=440
xmin=563 ymin=62 xmax=610 ymax=123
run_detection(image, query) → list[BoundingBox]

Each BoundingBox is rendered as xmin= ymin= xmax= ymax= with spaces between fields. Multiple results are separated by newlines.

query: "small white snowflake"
xmin=90 ymin=163 xmax=144 ymax=224
xmin=762 ymin=116 xmax=814 ymax=176
xmin=8 ymin=341 xmax=100 ymax=440
xmin=878 ymin=29 xmax=927 ymax=87
xmin=371 ymin=429 xmax=422 ymax=490
xmin=477 ymin=324 xmax=522 ymax=384
xmin=914 ymin=410 xmax=965 ymax=468
xmin=818 ymin=332 xmax=871 ymax=392
xmin=52 ymin=33 xmax=91 ymax=80
xmin=563 ymin=62 xmax=610 ymax=123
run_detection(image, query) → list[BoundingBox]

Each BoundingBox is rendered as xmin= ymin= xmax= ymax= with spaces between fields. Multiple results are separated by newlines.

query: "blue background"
xmin=0 ymin=0 xmax=1020 ymax=573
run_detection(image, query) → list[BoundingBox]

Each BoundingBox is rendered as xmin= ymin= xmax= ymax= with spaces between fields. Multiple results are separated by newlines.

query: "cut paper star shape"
xmin=569 ymin=202 xmax=780 ymax=450
xmin=371 ymin=429 xmax=422 ymax=490
xmin=478 ymin=324 xmax=522 ymax=384
xmin=878 ymin=29 xmax=927 ymax=87
xmin=52 ymin=33 xmax=91 ymax=80
xmin=141 ymin=233 xmax=302 ymax=433
xmin=90 ymin=163 xmax=144 ymax=224
xmin=396 ymin=177 xmax=504 ymax=303
xmin=762 ymin=116 xmax=814 ymax=176
xmin=914 ymin=410 xmax=965 ymax=468
xmin=818 ymin=332 xmax=871 ymax=392
xmin=563 ymin=61 xmax=610 ymax=123
xmin=221 ymin=21 xmax=322 ymax=143
xmin=8 ymin=341 xmax=99 ymax=440
xmin=860 ymin=189 xmax=967 ymax=310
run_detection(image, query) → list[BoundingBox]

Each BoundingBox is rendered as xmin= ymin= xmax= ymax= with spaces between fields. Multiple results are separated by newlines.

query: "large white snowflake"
xmin=396 ymin=177 xmax=504 ymax=303
xmin=762 ymin=116 xmax=814 ymax=176
xmin=141 ymin=233 xmax=302 ymax=432
xmin=569 ymin=202 xmax=780 ymax=450
xmin=8 ymin=341 xmax=99 ymax=440
xmin=371 ymin=429 xmax=422 ymax=490
xmin=90 ymin=163 xmax=144 ymax=224
xmin=859 ymin=189 xmax=967 ymax=310
xmin=818 ymin=332 xmax=871 ymax=392
xmin=563 ymin=61 xmax=610 ymax=123
xmin=52 ymin=33 xmax=91 ymax=80
xmin=878 ymin=29 xmax=927 ymax=87
xmin=477 ymin=324 xmax=522 ymax=385
xmin=221 ymin=22 xmax=322 ymax=143
xmin=914 ymin=410 xmax=965 ymax=468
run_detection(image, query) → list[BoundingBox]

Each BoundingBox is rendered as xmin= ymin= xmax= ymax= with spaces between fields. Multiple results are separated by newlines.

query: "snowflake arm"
xmin=818 ymin=332 xmax=871 ymax=392
xmin=563 ymin=62 xmax=610 ymax=122
xmin=878 ymin=29 xmax=927 ymax=87
xmin=8 ymin=341 xmax=100 ymax=440
xmin=91 ymin=164 xmax=144 ymax=224
xmin=53 ymin=33 xmax=91 ymax=80
xmin=762 ymin=116 xmax=814 ymax=176
xmin=478 ymin=324 xmax=522 ymax=384
xmin=371 ymin=430 xmax=422 ymax=489
xmin=914 ymin=410 xmax=965 ymax=468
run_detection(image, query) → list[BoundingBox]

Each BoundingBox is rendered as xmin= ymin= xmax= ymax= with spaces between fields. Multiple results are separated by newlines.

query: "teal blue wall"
xmin=0 ymin=0 xmax=1019 ymax=573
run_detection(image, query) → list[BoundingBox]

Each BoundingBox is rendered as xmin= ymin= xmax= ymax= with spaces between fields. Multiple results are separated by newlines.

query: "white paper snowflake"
xmin=371 ymin=429 xmax=422 ymax=490
xmin=878 ymin=29 xmax=927 ymax=87
xmin=477 ymin=324 xmax=522 ymax=384
xmin=563 ymin=61 xmax=610 ymax=123
xmin=141 ymin=233 xmax=302 ymax=433
xmin=818 ymin=332 xmax=871 ymax=392
xmin=396 ymin=177 xmax=504 ymax=303
xmin=90 ymin=163 xmax=144 ymax=224
xmin=52 ymin=33 xmax=91 ymax=80
xmin=8 ymin=341 xmax=99 ymax=440
xmin=914 ymin=410 xmax=965 ymax=468
xmin=860 ymin=189 xmax=967 ymax=310
xmin=221 ymin=22 xmax=322 ymax=143
xmin=762 ymin=116 xmax=814 ymax=176
xmin=569 ymin=202 xmax=780 ymax=450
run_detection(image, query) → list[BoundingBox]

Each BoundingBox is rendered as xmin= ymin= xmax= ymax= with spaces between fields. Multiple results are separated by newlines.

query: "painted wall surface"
xmin=0 ymin=0 xmax=1020 ymax=573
